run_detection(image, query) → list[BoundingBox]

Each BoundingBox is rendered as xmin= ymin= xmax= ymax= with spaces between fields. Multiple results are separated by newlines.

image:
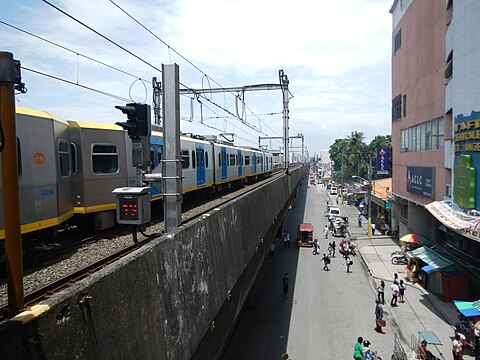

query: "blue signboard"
xmin=376 ymin=148 xmax=390 ymax=175
xmin=407 ymin=167 xmax=433 ymax=198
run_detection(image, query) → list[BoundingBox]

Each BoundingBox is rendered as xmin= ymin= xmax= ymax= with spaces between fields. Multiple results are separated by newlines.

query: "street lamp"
xmin=352 ymin=172 xmax=372 ymax=237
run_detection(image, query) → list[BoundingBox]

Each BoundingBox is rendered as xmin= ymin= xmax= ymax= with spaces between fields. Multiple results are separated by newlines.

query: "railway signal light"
xmin=115 ymin=103 xmax=151 ymax=139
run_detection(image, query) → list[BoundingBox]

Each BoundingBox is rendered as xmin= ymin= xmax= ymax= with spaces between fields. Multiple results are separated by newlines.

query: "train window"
xmin=192 ymin=150 xmax=196 ymax=169
xmin=205 ymin=151 xmax=209 ymax=168
xmin=245 ymin=156 xmax=250 ymax=165
xmin=181 ymin=150 xmax=190 ymax=168
xmin=229 ymin=154 xmax=235 ymax=166
xmin=150 ymin=146 xmax=155 ymax=167
xmin=58 ymin=140 xmax=70 ymax=177
xmin=92 ymin=144 xmax=118 ymax=174
xmin=70 ymin=143 xmax=77 ymax=175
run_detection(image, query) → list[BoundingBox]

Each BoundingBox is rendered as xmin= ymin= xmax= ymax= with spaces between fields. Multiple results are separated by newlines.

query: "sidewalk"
xmin=335 ymin=197 xmax=473 ymax=360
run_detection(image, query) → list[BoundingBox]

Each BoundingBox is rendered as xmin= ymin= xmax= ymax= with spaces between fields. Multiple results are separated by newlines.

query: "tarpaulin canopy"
xmin=411 ymin=246 xmax=453 ymax=271
xmin=425 ymin=201 xmax=480 ymax=243
xmin=453 ymin=300 xmax=480 ymax=317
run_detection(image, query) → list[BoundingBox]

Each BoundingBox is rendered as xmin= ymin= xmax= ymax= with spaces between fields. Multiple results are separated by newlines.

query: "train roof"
xmin=16 ymin=107 xmax=69 ymax=126
xmin=67 ymin=121 xmax=125 ymax=131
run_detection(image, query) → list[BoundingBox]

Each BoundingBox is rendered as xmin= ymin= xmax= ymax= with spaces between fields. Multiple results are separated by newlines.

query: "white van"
xmin=325 ymin=206 xmax=341 ymax=218
xmin=330 ymin=187 xmax=338 ymax=195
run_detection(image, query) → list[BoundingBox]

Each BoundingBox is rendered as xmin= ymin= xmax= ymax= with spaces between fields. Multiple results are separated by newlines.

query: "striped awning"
xmin=411 ymin=246 xmax=453 ymax=271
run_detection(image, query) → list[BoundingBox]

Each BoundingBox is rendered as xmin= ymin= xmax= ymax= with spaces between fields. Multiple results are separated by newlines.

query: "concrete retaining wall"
xmin=0 ymin=165 xmax=305 ymax=360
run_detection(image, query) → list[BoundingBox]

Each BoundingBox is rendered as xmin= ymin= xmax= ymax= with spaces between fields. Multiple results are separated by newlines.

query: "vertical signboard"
xmin=454 ymin=111 xmax=480 ymax=209
xmin=376 ymin=148 xmax=390 ymax=175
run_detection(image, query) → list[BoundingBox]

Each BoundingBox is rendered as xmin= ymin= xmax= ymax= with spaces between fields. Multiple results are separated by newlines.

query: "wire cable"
xmin=22 ymin=67 xmax=131 ymax=102
xmin=0 ymin=20 xmax=150 ymax=84
xmin=40 ymin=0 xmax=163 ymax=73
xmin=107 ymin=0 xmax=283 ymax=136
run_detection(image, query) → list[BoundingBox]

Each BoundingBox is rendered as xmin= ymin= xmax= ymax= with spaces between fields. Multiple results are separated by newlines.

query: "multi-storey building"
xmin=390 ymin=0 xmax=480 ymax=297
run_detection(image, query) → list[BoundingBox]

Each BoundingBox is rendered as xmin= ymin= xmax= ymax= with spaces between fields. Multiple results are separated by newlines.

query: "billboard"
xmin=407 ymin=167 xmax=433 ymax=198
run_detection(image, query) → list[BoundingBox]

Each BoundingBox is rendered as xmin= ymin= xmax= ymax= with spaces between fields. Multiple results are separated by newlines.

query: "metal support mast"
xmin=162 ymin=64 xmax=182 ymax=233
xmin=279 ymin=70 xmax=290 ymax=173
xmin=0 ymin=52 xmax=25 ymax=315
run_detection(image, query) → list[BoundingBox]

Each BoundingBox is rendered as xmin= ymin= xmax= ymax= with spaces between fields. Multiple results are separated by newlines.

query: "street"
xmin=221 ymin=181 xmax=468 ymax=359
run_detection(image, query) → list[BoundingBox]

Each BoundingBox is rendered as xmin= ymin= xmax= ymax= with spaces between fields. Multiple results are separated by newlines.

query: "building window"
xmin=445 ymin=50 xmax=453 ymax=78
xmin=400 ymin=117 xmax=444 ymax=152
xmin=394 ymin=29 xmax=402 ymax=53
xmin=92 ymin=144 xmax=118 ymax=174
xmin=392 ymin=94 xmax=402 ymax=122
xmin=402 ymin=95 xmax=407 ymax=117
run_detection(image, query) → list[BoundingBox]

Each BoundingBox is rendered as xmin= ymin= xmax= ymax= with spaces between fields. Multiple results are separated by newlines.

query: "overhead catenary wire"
xmin=22 ymin=67 xmax=131 ymax=102
xmin=40 ymin=0 xmax=163 ymax=74
xmin=0 ymin=21 xmax=150 ymax=84
xmin=34 ymin=0 xmax=285 ymax=141
xmin=108 ymin=0 xmax=283 ymax=137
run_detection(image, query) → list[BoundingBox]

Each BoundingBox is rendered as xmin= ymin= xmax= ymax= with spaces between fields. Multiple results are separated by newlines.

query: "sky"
xmin=1 ymin=0 xmax=393 ymax=158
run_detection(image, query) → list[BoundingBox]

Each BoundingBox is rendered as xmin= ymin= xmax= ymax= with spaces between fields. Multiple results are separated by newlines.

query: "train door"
xmin=196 ymin=144 xmax=206 ymax=186
xmin=253 ymin=153 xmax=257 ymax=174
xmin=237 ymin=149 xmax=242 ymax=178
xmin=221 ymin=147 xmax=227 ymax=181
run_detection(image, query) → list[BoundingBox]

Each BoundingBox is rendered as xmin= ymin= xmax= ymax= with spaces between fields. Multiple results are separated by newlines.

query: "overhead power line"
xmin=41 ymin=0 xmax=163 ymax=73
xmin=0 ymin=20 xmax=149 ymax=83
xmin=22 ymin=67 xmax=131 ymax=102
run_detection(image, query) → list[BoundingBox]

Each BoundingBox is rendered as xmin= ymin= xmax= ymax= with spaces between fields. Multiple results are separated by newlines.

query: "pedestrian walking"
xmin=345 ymin=255 xmax=353 ymax=273
xmin=321 ymin=253 xmax=330 ymax=271
xmin=313 ymin=238 xmax=319 ymax=255
xmin=377 ymin=280 xmax=385 ymax=304
xmin=282 ymin=273 xmax=289 ymax=300
xmin=398 ymin=279 xmax=406 ymax=303
xmin=269 ymin=243 xmax=275 ymax=258
xmin=324 ymin=224 xmax=329 ymax=239
xmin=327 ymin=242 xmax=332 ymax=257
xmin=332 ymin=240 xmax=336 ymax=257
xmin=353 ymin=336 xmax=366 ymax=360
xmin=358 ymin=214 xmax=363 ymax=227
xmin=282 ymin=353 xmax=289 ymax=360
xmin=371 ymin=223 xmax=376 ymax=235
xmin=390 ymin=281 xmax=399 ymax=307
xmin=452 ymin=333 xmax=463 ymax=360
xmin=374 ymin=299 xmax=384 ymax=333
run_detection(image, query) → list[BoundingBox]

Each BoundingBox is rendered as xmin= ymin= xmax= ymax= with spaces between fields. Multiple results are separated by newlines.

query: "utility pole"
xmin=279 ymin=70 xmax=290 ymax=173
xmin=0 ymin=52 xmax=25 ymax=315
xmin=367 ymin=154 xmax=373 ymax=237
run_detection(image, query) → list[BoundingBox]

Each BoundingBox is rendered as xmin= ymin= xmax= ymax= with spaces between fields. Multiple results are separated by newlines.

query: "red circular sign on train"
xmin=33 ymin=152 xmax=45 ymax=164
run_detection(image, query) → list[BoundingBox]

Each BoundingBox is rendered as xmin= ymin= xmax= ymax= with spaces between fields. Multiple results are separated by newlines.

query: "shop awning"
xmin=453 ymin=300 xmax=480 ymax=318
xmin=425 ymin=201 xmax=480 ymax=243
xmin=411 ymin=246 xmax=453 ymax=271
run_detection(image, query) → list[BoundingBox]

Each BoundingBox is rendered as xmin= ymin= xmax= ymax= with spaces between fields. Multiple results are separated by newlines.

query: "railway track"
xmin=0 ymin=168 xmax=290 ymax=321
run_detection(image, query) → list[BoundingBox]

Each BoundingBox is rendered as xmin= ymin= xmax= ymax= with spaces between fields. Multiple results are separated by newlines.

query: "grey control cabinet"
xmin=112 ymin=187 xmax=151 ymax=225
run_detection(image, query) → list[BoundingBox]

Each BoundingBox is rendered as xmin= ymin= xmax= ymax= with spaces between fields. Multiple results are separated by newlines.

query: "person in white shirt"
xmin=390 ymin=281 xmax=399 ymax=307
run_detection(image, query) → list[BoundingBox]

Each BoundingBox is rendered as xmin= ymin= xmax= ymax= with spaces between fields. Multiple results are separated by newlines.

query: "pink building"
xmin=390 ymin=0 xmax=451 ymax=241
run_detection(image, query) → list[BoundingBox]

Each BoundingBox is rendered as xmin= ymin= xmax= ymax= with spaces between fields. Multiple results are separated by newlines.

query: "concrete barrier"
xmin=0 ymin=165 xmax=305 ymax=360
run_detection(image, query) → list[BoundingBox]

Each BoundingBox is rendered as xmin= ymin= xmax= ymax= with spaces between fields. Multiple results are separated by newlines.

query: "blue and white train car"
xmin=212 ymin=142 xmax=245 ymax=189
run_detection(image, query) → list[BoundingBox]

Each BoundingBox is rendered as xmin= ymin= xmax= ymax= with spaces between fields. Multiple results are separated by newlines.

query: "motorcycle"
xmin=391 ymin=250 xmax=408 ymax=265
